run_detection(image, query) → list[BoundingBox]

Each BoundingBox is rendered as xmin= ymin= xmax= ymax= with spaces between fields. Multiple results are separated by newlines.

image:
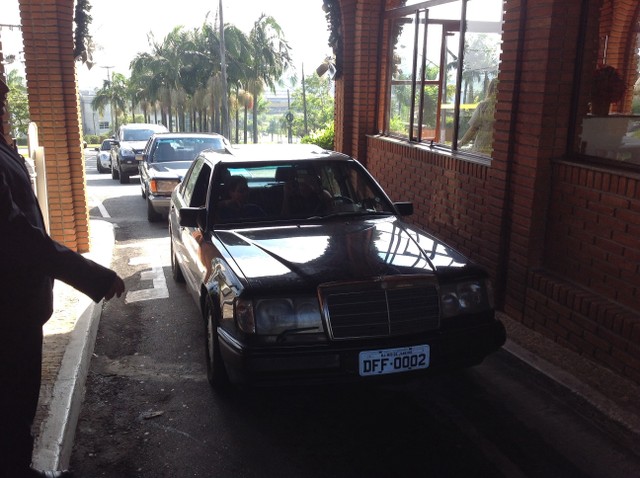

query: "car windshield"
xmin=100 ymin=141 xmax=112 ymax=151
xmin=123 ymin=129 xmax=156 ymax=141
xmin=211 ymin=160 xmax=396 ymax=225
xmin=152 ymin=137 xmax=227 ymax=163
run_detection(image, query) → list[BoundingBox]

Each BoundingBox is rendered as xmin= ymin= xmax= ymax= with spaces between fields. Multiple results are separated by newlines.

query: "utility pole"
xmin=100 ymin=65 xmax=115 ymax=132
xmin=302 ymin=63 xmax=308 ymax=137
xmin=219 ymin=0 xmax=230 ymax=139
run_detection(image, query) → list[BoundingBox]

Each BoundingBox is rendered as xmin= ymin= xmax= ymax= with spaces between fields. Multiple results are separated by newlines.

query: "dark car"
xmin=111 ymin=123 xmax=169 ymax=184
xmin=138 ymin=132 xmax=230 ymax=222
xmin=94 ymin=138 xmax=116 ymax=174
xmin=169 ymin=144 xmax=506 ymax=388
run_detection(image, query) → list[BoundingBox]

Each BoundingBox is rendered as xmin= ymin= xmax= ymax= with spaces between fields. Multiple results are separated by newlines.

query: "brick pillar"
xmin=18 ymin=0 xmax=90 ymax=252
xmin=334 ymin=0 xmax=384 ymax=164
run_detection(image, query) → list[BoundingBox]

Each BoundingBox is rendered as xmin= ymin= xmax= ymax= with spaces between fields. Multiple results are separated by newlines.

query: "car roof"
xmin=150 ymin=132 xmax=227 ymax=140
xmin=121 ymin=123 xmax=168 ymax=130
xmin=199 ymin=144 xmax=351 ymax=166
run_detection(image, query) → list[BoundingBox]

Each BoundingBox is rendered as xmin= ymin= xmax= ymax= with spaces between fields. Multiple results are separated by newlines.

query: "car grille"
xmin=320 ymin=278 xmax=440 ymax=340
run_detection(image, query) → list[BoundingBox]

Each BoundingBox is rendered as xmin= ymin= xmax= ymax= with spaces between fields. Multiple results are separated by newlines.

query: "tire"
xmin=97 ymin=159 xmax=104 ymax=174
xmin=147 ymin=198 xmax=163 ymax=222
xmin=204 ymin=302 xmax=230 ymax=390
xmin=119 ymin=168 xmax=130 ymax=184
xmin=170 ymin=239 xmax=185 ymax=283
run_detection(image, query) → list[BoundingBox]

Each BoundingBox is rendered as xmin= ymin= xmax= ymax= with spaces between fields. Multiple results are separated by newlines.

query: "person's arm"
xmin=458 ymin=102 xmax=483 ymax=147
xmin=0 ymin=171 xmax=124 ymax=302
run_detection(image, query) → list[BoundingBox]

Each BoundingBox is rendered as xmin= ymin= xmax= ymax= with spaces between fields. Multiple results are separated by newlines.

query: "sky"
xmin=2 ymin=0 xmax=331 ymax=91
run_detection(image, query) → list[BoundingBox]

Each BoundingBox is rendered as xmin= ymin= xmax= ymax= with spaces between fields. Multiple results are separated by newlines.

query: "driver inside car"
xmin=281 ymin=169 xmax=332 ymax=217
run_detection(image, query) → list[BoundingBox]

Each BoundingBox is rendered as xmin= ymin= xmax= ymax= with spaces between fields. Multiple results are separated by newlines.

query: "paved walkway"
xmin=32 ymin=219 xmax=640 ymax=470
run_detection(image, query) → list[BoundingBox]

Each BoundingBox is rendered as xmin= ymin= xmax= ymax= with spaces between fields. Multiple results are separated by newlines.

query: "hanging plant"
xmin=73 ymin=0 xmax=94 ymax=67
xmin=322 ymin=0 xmax=342 ymax=78
xmin=590 ymin=64 xmax=625 ymax=115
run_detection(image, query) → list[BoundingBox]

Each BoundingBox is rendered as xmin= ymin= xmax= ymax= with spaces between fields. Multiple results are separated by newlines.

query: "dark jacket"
xmin=0 ymin=140 xmax=117 ymax=325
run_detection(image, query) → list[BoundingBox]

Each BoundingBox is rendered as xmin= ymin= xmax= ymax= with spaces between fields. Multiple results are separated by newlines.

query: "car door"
xmin=175 ymin=158 xmax=213 ymax=295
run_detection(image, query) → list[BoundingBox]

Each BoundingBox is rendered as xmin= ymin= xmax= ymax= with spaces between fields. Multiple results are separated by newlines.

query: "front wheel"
xmin=205 ymin=302 xmax=230 ymax=390
xmin=147 ymin=199 xmax=163 ymax=222
xmin=119 ymin=168 xmax=130 ymax=184
xmin=170 ymin=239 xmax=185 ymax=283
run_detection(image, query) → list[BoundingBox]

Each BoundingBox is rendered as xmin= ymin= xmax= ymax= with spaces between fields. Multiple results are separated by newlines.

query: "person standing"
xmin=0 ymin=77 xmax=125 ymax=478
xmin=458 ymin=78 xmax=498 ymax=155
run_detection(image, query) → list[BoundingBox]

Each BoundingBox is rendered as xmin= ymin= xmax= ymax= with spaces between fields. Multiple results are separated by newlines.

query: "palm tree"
xmin=131 ymin=28 xmax=189 ymax=131
xmin=92 ymin=72 xmax=128 ymax=132
xmin=247 ymin=14 xmax=292 ymax=142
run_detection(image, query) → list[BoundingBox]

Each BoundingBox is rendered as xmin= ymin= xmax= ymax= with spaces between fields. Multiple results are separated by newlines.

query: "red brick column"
xmin=334 ymin=0 xmax=384 ymax=163
xmin=18 ymin=0 xmax=90 ymax=252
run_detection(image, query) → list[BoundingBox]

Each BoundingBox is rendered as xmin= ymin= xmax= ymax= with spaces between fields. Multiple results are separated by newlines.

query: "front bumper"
xmin=218 ymin=318 xmax=506 ymax=386
xmin=119 ymin=157 xmax=139 ymax=174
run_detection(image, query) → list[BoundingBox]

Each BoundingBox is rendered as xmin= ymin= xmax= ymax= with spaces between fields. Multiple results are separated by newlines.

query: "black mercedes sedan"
xmin=169 ymin=144 xmax=506 ymax=388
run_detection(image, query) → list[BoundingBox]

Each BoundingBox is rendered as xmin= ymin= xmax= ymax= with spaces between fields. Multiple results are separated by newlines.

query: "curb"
xmin=32 ymin=297 xmax=101 ymax=470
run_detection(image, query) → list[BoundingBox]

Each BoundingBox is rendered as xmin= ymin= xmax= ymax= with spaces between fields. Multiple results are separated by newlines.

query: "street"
xmin=69 ymin=150 xmax=640 ymax=478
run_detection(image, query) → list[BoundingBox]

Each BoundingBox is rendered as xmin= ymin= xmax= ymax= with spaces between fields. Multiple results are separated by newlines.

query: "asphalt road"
xmin=69 ymin=151 xmax=640 ymax=478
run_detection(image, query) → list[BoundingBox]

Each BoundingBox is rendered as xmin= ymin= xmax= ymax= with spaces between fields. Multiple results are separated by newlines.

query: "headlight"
xmin=249 ymin=297 xmax=323 ymax=335
xmin=120 ymin=147 xmax=135 ymax=157
xmin=440 ymin=279 xmax=492 ymax=318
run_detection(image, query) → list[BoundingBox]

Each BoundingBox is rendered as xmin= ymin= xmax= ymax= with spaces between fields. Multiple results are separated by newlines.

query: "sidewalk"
xmin=32 ymin=219 xmax=116 ymax=471
xmin=32 ymin=219 xmax=640 ymax=469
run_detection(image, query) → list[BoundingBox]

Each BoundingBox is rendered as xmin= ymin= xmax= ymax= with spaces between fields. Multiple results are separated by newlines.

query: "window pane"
xmin=457 ymin=3 xmax=503 ymax=155
xmin=420 ymin=19 xmax=442 ymax=140
xmin=389 ymin=14 xmax=417 ymax=138
xmin=385 ymin=0 xmax=504 ymax=154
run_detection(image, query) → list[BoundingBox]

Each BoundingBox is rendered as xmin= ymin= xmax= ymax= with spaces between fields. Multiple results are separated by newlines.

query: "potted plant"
xmin=591 ymin=65 xmax=626 ymax=115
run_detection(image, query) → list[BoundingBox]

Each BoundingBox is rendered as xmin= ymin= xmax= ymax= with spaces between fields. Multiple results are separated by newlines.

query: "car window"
xmin=123 ymin=129 xmax=157 ymax=141
xmin=182 ymin=160 xmax=211 ymax=207
xmin=100 ymin=140 xmax=113 ymax=151
xmin=212 ymin=160 xmax=395 ymax=224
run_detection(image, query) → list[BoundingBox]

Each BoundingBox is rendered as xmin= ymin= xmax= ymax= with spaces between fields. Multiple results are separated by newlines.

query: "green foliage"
xmin=301 ymin=123 xmax=334 ymax=150
xmin=6 ymin=70 xmax=30 ymax=139
xmin=290 ymin=73 xmax=334 ymax=138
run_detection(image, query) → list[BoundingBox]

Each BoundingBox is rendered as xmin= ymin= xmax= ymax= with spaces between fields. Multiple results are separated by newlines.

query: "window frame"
xmin=383 ymin=0 xmax=502 ymax=159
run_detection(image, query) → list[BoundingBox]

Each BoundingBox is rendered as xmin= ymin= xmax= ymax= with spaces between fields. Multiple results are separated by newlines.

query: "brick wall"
xmin=18 ymin=0 xmax=90 ymax=252
xmin=360 ymin=0 xmax=640 ymax=384
xmin=366 ymin=137 xmax=497 ymax=272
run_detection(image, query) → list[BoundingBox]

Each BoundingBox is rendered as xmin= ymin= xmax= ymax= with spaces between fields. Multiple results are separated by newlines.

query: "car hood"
xmin=213 ymin=216 xmax=477 ymax=291
xmin=148 ymin=161 xmax=192 ymax=179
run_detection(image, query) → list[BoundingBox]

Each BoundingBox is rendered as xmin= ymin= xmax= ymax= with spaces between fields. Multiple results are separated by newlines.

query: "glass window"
xmin=385 ymin=0 xmax=503 ymax=157
xmin=575 ymin=2 xmax=640 ymax=167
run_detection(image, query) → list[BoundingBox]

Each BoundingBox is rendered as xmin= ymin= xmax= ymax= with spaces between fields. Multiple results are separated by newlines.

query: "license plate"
xmin=359 ymin=345 xmax=430 ymax=376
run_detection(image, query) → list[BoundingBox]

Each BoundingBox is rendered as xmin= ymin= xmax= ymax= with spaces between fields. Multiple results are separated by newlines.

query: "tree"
xmin=247 ymin=14 xmax=292 ymax=142
xmin=290 ymin=73 xmax=334 ymax=138
xmin=92 ymin=72 xmax=128 ymax=132
xmin=6 ymin=69 xmax=29 ymax=139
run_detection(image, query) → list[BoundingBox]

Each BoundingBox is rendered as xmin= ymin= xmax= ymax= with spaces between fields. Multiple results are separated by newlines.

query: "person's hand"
xmin=104 ymin=275 xmax=125 ymax=300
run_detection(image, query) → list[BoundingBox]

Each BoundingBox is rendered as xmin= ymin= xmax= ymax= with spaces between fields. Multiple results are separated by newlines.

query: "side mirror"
xmin=94 ymin=147 xmax=100 ymax=152
xmin=394 ymin=201 xmax=413 ymax=216
xmin=179 ymin=206 xmax=207 ymax=229
xmin=135 ymin=153 xmax=146 ymax=162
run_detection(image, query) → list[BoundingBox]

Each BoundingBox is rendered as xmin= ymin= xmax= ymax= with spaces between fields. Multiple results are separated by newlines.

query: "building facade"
xmin=2 ymin=0 xmax=638 ymax=384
